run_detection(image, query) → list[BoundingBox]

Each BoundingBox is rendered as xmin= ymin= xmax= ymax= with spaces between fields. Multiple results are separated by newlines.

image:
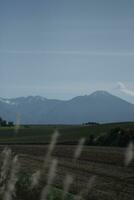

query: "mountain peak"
xmin=26 ymin=96 xmax=47 ymax=101
xmin=90 ymin=90 xmax=110 ymax=96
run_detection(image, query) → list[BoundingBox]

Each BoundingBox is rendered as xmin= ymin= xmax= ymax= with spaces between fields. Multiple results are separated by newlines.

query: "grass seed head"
xmin=40 ymin=159 xmax=58 ymax=200
xmin=43 ymin=131 xmax=59 ymax=168
xmin=3 ymin=155 xmax=19 ymax=200
xmin=0 ymin=148 xmax=12 ymax=186
xmin=62 ymin=174 xmax=73 ymax=200
xmin=30 ymin=170 xmax=41 ymax=189
xmin=124 ymin=142 xmax=134 ymax=166
xmin=74 ymin=138 xmax=85 ymax=160
xmin=74 ymin=175 xmax=96 ymax=200
xmin=14 ymin=113 xmax=21 ymax=134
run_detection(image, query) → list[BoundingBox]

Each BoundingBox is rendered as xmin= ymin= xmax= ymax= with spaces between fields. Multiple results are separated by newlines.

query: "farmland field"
xmin=0 ymin=122 xmax=134 ymax=144
xmin=0 ymin=122 xmax=134 ymax=199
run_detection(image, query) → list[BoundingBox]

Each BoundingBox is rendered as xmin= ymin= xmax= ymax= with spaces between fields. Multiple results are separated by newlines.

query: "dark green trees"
xmin=0 ymin=117 xmax=14 ymax=127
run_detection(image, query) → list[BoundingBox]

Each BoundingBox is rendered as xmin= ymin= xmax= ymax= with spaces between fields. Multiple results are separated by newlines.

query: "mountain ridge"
xmin=0 ymin=90 xmax=133 ymax=104
xmin=0 ymin=91 xmax=134 ymax=124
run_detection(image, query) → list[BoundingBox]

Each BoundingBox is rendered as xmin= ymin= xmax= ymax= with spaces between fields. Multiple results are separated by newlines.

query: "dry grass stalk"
xmin=40 ymin=159 xmax=58 ymax=200
xmin=0 ymin=148 xmax=12 ymax=195
xmin=30 ymin=170 xmax=41 ymax=189
xmin=62 ymin=174 xmax=73 ymax=200
xmin=14 ymin=113 xmax=21 ymax=134
xmin=124 ymin=142 xmax=134 ymax=166
xmin=74 ymin=138 xmax=85 ymax=161
xmin=74 ymin=175 xmax=96 ymax=200
xmin=3 ymin=155 xmax=19 ymax=200
xmin=43 ymin=131 xmax=59 ymax=168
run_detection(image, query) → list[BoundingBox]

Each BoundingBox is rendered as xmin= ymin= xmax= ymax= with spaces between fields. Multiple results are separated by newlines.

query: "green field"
xmin=0 ymin=122 xmax=134 ymax=144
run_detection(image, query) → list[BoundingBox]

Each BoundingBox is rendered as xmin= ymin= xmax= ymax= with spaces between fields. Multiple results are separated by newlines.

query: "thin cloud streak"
xmin=0 ymin=50 xmax=134 ymax=56
xmin=117 ymin=82 xmax=134 ymax=96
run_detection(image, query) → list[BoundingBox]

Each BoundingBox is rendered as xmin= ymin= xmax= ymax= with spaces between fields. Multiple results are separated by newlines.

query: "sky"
xmin=0 ymin=0 xmax=134 ymax=103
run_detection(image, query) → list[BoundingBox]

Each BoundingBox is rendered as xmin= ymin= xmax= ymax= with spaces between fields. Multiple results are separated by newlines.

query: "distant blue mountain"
xmin=0 ymin=91 xmax=134 ymax=124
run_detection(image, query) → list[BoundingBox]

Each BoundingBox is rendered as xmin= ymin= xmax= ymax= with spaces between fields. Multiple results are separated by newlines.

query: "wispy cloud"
xmin=117 ymin=82 xmax=134 ymax=96
xmin=0 ymin=49 xmax=134 ymax=56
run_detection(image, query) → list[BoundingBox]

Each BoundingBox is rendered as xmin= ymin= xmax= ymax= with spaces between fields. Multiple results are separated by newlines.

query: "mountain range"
xmin=0 ymin=91 xmax=134 ymax=124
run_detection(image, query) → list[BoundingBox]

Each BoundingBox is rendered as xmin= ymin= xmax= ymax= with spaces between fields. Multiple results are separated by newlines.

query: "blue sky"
xmin=0 ymin=0 xmax=134 ymax=103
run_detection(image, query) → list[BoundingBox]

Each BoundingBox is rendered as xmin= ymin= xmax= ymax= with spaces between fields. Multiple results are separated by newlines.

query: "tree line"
xmin=0 ymin=117 xmax=14 ymax=127
xmin=86 ymin=127 xmax=134 ymax=147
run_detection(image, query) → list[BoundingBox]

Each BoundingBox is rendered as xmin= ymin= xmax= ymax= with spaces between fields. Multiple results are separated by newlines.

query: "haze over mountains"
xmin=0 ymin=91 xmax=134 ymax=124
